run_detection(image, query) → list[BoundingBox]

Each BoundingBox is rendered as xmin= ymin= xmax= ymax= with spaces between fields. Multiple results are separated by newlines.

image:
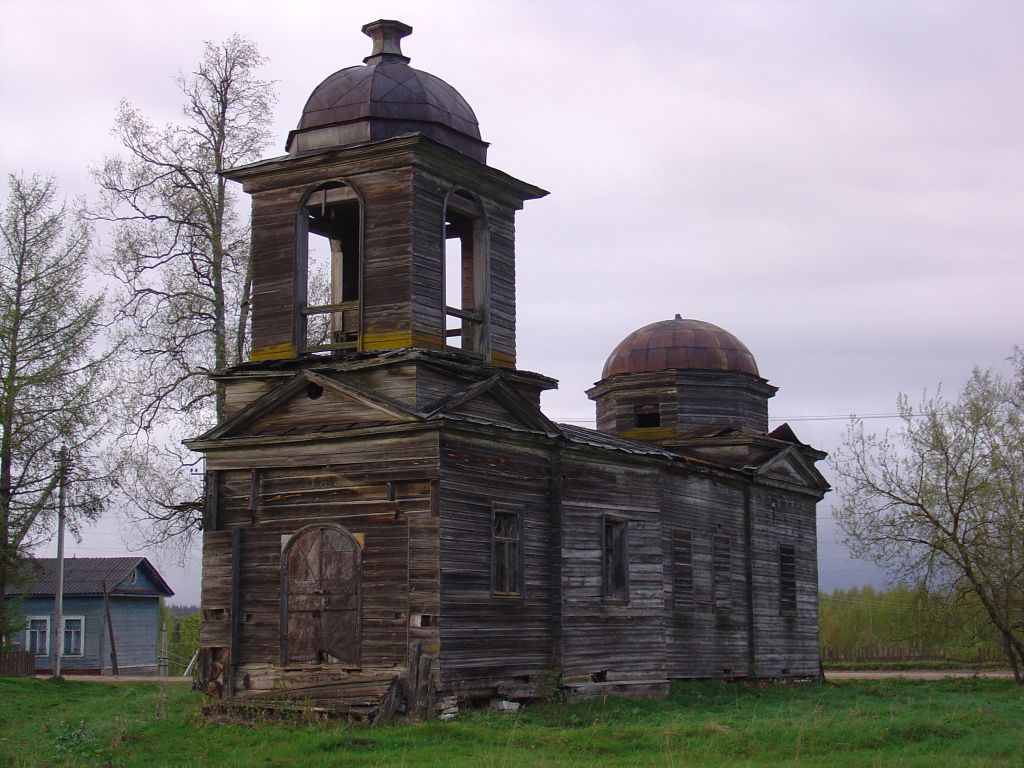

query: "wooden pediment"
xmin=422 ymin=375 xmax=559 ymax=435
xmin=197 ymin=371 xmax=421 ymax=441
xmin=751 ymin=446 xmax=829 ymax=491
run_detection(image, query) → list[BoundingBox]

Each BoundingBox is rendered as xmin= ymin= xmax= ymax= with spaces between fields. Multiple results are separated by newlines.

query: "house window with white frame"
xmin=63 ymin=617 xmax=84 ymax=657
xmin=26 ymin=617 xmax=49 ymax=656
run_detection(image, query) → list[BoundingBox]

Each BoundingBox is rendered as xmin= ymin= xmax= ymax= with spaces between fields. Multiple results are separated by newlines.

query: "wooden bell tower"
xmin=225 ymin=20 xmax=546 ymax=368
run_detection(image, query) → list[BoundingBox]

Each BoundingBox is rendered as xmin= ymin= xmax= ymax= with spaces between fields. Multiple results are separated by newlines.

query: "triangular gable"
xmin=422 ymin=375 xmax=560 ymax=436
xmin=751 ymin=445 xmax=829 ymax=491
xmin=195 ymin=371 xmax=421 ymax=441
xmin=113 ymin=558 xmax=175 ymax=597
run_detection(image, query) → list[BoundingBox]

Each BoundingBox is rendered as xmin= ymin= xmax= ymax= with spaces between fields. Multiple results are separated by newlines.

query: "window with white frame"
xmin=26 ymin=617 xmax=49 ymax=656
xmin=63 ymin=617 xmax=84 ymax=657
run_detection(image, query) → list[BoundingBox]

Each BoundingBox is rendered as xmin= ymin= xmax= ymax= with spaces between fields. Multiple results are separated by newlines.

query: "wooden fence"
xmin=0 ymin=651 xmax=35 ymax=677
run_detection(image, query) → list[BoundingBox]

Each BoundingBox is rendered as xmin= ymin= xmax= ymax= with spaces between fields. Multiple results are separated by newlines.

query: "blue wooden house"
xmin=6 ymin=557 xmax=173 ymax=675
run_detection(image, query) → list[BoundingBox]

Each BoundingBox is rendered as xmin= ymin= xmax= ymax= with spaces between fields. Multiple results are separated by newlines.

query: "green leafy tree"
xmin=832 ymin=353 xmax=1024 ymax=682
xmin=0 ymin=173 xmax=112 ymax=643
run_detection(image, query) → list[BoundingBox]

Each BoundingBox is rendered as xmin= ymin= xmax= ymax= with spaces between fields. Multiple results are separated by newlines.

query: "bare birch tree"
xmin=0 ymin=174 xmax=112 ymax=641
xmin=91 ymin=36 xmax=275 ymax=547
xmin=832 ymin=354 xmax=1024 ymax=682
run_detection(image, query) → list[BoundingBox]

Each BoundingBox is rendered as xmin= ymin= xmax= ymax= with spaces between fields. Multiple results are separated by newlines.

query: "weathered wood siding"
xmin=248 ymin=187 xmax=304 ymax=357
xmin=481 ymin=199 xmax=517 ymax=367
xmin=199 ymin=429 xmax=441 ymax=696
xmin=749 ymin=486 xmax=820 ymax=676
xmin=673 ymin=372 xmax=771 ymax=433
xmin=437 ymin=430 xmax=555 ymax=695
xmin=557 ymin=450 xmax=668 ymax=696
xmin=658 ymin=472 xmax=752 ymax=679
xmin=590 ymin=370 xmax=773 ymax=440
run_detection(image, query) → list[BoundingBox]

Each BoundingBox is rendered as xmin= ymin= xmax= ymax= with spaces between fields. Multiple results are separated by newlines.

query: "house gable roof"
xmin=5 ymin=557 xmax=174 ymax=598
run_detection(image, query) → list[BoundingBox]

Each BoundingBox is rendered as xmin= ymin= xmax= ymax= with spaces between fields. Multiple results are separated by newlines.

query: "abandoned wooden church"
xmin=192 ymin=19 xmax=828 ymax=719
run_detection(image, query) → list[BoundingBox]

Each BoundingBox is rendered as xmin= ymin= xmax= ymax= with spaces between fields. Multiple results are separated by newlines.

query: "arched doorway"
xmin=282 ymin=524 xmax=361 ymax=665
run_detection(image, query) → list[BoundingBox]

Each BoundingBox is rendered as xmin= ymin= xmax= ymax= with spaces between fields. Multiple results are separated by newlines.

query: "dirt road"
xmin=825 ymin=669 xmax=1014 ymax=680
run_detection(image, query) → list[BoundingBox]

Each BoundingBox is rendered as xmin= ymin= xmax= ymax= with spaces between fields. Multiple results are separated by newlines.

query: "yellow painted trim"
xmin=620 ymin=426 xmax=677 ymax=441
xmin=490 ymin=350 xmax=517 ymax=368
xmin=353 ymin=532 xmax=365 ymax=549
xmin=360 ymin=330 xmax=445 ymax=350
xmin=250 ymin=342 xmax=295 ymax=361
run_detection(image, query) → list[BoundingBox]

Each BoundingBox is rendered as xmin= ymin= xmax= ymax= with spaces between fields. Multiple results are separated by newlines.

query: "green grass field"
xmin=0 ymin=677 xmax=1021 ymax=767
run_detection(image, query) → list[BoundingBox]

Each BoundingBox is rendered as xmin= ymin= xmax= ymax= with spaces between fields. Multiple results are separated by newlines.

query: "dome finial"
xmin=362 ymin=19 xmax=412 ymax=64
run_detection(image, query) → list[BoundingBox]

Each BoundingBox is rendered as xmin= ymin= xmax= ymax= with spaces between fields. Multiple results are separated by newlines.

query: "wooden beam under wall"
xmin=229 ymin=528 xmax=242 ymax=696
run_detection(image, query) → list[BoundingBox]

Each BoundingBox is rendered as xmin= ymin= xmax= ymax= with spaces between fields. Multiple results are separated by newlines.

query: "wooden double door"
xmin=283 ymin=525 xmax=361 ymax=665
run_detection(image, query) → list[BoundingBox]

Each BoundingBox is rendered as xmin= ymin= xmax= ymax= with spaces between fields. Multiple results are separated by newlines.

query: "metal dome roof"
xmin=286 ymin=20 xmax=486 ymax=161
xmin=601 ymin=317 xmax=760 ymax=379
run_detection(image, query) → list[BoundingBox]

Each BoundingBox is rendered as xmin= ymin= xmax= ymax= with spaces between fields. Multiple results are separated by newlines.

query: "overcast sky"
xmin=3 ymin=1 xmax=1022 ymax=604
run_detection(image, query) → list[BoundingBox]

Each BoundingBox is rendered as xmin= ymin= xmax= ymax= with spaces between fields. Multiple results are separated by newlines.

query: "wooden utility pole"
xmin=52 ymin=447 xmax=67 ymax=679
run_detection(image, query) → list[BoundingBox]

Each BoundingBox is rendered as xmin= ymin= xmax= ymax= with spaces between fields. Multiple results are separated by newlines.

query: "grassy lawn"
xmin=0 ymin=677 xmax=1021 ymax=767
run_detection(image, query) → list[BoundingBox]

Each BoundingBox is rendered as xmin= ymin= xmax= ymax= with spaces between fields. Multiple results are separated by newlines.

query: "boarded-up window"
xmin=712 ymin=534 xmax=732 ymax=610
xmin=492 ymin=506 xmax=522 ymax=595
xmin=284 ymin=525 xmax=361 ymax=665
xmin=673 ymin=529 xmax=694 ymax=608
xmin=779 ymin=544 xmax=797 ymax=616
xmin=603 ymin=516 xmax=629 ymax=601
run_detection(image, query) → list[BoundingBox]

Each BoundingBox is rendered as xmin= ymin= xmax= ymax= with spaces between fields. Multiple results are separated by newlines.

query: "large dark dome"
xmin=286 ymin=20 xmax=487 ymax=162
xmin=601 ymin=318 xmax=760 ymax=379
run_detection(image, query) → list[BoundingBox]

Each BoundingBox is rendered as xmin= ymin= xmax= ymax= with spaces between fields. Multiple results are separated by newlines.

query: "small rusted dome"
xmin=287 ymin=20 xmax=486 ymax=161
xmin=601 ymin=318 xmax=759 ymax=379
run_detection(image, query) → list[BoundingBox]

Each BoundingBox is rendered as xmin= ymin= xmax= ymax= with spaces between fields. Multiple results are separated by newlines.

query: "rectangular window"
xmin=26 ymin=617 xmax=49 ymax=657
xmin=672 ymin=529 xmax=694 ymax=608
xmin=602 ymin=516 xmax=629 ymax=601
xmin=779 ymin=544 xmax=797 ymax=616
xmin=63 ymin=617 xmax=84 ymax=657
xmin=712 ymin=534 xmax=732 ymax=610
xmin=492 ymin=506 xmax=523 ymax=595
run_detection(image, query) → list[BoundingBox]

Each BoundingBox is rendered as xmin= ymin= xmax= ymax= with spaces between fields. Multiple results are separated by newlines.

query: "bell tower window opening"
xmin=298 ymin=181 xmax=361 ymax=354
xmin=443 ymin=191 xmax=486 ymax=356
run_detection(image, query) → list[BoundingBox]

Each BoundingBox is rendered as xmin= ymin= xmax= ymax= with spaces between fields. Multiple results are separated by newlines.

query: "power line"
xmin=550 ymin=412 xmax=917 ymax=424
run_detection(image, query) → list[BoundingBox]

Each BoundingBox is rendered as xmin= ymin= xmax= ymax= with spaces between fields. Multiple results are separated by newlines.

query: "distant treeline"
xmin=165 ymin=604 xmax=199 ymax=618
xmin=820 ymin=585 xmax=1005 ymax=664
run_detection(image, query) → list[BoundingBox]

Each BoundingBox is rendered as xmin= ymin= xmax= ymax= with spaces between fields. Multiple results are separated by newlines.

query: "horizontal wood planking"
xmin=557 ymin=450 xmax=667 ymax=686
xmin=438 ymin=431 xmax=555 ymax=693
xmin=658 ymin=473 xmax=752 ymax=679
xmin=749 ymin=486 xmax=821 ymax=676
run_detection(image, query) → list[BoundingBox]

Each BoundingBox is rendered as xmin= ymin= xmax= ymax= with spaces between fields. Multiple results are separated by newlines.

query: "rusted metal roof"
xmin=601 ymin=317 xmax=760 ymax=379
xmin=558 ymin=423 xmax=677 ymax=458
xmin=5 ymin=557 xmax=173 ymax=598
